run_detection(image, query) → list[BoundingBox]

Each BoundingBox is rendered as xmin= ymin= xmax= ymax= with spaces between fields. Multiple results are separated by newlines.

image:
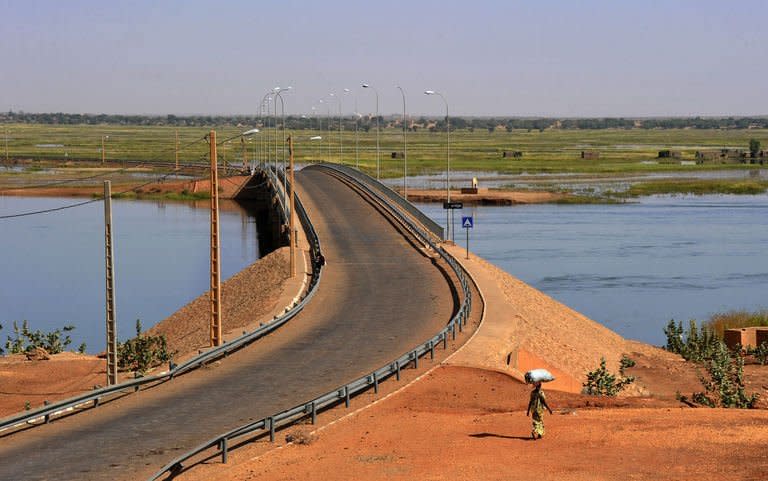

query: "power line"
xmin=0 ymin=170 xmax=207 ymax=220
xmin=0 ymin=136 xmax=209 ymax=193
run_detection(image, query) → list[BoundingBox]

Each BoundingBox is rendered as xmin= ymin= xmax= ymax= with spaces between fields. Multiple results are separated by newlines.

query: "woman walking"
xmin=526 ymin=381 xmax=553 ymax=440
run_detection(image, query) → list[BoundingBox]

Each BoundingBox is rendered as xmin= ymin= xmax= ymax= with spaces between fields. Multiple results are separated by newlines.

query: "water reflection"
xmin=0 ymin=197 xmax=262 ymax=352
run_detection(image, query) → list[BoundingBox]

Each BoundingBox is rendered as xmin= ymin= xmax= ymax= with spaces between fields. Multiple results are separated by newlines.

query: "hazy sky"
xmin=2 ymin=0 xmax=767 ymax=117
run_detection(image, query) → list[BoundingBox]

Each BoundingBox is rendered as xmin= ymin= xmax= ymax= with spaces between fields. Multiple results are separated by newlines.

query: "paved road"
xmin=0 ymin=167 xmax=455 ymax=481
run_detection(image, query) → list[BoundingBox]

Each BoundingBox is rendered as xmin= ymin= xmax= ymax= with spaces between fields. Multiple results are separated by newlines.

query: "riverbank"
xmin=0 ymin=173 xmax=252 ymax=200
xmin=175 ymin=243 xmax=767 ymax=481
xmin=402 ymin=188 xmax=568 ymax=205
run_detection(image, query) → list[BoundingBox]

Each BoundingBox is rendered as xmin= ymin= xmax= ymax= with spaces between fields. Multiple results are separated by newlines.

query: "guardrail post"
xmin=221 ymin=438 xmax=228 ymax=464
xmin=412 ymin=350 xmax=418 ymax=369
xmin=373 ymin=372 xmax=379 ymax=393
xmin=451 ymin=323 xmax=456 ymax=340
xmin=268 ymin=417 xmax=275 ymax=442
xmin=94 ymin=398 xmax=99 ymax=408
xmin=458 ymin=317 xmax=463 ymax=333
xmin=429 ymin=341 xmax=435 ymax=359
xmin=395 ymin=360 xmax=400 ymax=380
xmin=344 ymin=386 xmax=350 ymax=408
xmin=443 ymin=332 xmax=448 ymax=349
xmin=311 ymin=401 xmax=317 ymax=425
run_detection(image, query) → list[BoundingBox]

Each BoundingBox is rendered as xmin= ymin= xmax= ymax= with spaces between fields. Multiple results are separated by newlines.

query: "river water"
xmin=2 ymin=191 xmax=766 ymax=351
xmin=0 ymin=197 xmax=261 ymax=352
xmin=415 ymin=194 xmax=768 ymax=345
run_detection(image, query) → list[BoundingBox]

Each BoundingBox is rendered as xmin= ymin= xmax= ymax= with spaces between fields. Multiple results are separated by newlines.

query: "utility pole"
xmin=209 ymin=130 xmax=222 ymax=347
xmin=101 ymin=135 xmax=107 ymax=165
xmin=288 ymin=135 xmax=296 ymax=277
xmin=175 ymin=130 xmax=179 ymax=170
xmin=4 ymin=130 xmax=9 ymax=163
xmin=103 ymin=181 xmax=118 ymax=385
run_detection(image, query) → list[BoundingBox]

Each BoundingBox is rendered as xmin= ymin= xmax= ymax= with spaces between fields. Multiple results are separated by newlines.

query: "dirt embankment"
xmin=404 ymin=188 xmax=567 ymax=205
xmin=0 ymin=174 xmax=252 ymax=199
xmin=176 ymin=245 xmax=768 ymax=481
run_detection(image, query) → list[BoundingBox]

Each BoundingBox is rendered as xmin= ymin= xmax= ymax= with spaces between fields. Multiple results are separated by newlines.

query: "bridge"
xmin=0 ymin=164 xmax=473 ymax=481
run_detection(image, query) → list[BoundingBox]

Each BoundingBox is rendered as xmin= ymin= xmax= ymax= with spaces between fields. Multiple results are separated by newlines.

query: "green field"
xmin=2 ymin=123 xmax=767 ymax=195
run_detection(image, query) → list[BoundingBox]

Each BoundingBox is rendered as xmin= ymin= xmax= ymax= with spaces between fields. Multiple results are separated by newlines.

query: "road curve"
xmin=0 ymin=167 xmax=455 ymax=481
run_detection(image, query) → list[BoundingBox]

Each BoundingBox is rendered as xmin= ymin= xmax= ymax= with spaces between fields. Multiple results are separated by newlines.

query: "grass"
xmin=3 ymin=123 xmax=767 ymax=175
xmin=623 ymin=179 xmax=768 ymax=196
xmin=704 ymin=310 xmax=768 ymax=338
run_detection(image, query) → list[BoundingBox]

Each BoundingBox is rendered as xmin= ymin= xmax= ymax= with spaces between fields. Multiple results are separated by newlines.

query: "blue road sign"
xmin=462 ymin=216 xmax=473 ymax=229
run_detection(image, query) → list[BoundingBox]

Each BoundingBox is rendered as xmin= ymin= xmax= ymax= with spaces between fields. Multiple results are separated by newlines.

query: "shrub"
xmin=619 ymin=354 xmax=636 ymax=374
xmin=750 ymin=342 xmax=768 ymax=366
xmin=3 ymin=320 xmax=75 ymax=354
xmin=663 ymin=319 xmax=720 ymax=362
xmin=583 ymin=357 xmax=635 ymax=396
xmin=117 ymin=319 xmax=174 ymax=375
xmin=693 ymin=341 xmax=758 ymax=409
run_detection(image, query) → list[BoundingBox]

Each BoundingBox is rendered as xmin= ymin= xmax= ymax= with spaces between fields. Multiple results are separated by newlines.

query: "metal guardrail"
xmin=148 ymin=164 xmax=473 ymax=481
xmin=322 ymin=163 xmax=445 ymax=240
xmin=0 ymin=172 xmax=322 ymax=435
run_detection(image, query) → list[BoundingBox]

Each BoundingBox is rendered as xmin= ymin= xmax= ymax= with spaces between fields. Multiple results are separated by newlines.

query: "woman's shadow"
xmin=469 ymin=432 xmax=534 ymax=441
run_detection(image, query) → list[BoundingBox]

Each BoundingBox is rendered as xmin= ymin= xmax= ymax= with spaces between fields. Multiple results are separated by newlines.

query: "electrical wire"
xmin=0 ymin=170 xmax=207 ymax=220
xmin=0 ymin=136 xmax=209 ymax=193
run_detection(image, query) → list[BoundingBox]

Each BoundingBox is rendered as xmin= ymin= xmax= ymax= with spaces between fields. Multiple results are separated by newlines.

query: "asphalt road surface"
xmin=0 ymin=167 xmax=455 ymax=481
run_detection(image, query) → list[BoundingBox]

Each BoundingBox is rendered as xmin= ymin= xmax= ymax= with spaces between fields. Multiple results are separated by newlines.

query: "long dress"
xmin=527 ymin=388 xmax=548 ymax=438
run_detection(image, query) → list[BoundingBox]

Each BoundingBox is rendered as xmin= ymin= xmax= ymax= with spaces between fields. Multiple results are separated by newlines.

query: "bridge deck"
xmin=0 ymin=167 xmax=455 ymax=481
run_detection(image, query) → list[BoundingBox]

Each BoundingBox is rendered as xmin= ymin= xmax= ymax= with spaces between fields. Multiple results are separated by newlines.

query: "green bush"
xmin=663 ymin=319 xmax=720 ymax=362
xmin=583 ymin=357 xmax=635 ymax=396
xmin=117 ymin=320 xmax=173 ymax=375
xmin=619 ymin=354 xmax=636 ymax=373
xmin=3 ymin=320 xmax=75 ymax=354
xmin=749 ymin=342 xmax=768 ymax=366
xmin=663 ymin=319 xmax=759 ymax=409
xmin=693 ymin=341 xmax=758 ymax=409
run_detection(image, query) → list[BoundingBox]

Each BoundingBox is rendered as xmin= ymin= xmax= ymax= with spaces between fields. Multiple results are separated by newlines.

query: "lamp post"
xmin=273 ymin=86 xmax=292 ymax=190
xmin=259 ymin=91 xmax=273 ymax=168
xmin=241 ymin=128 xmax=260 ymax=173
xmin=425 ymin=89 xmax=450 ymax=241
xmin=397 ymin=86 xmax=408 ymax=200
xmin=101 ymin=135 xmax=109 ymax=165
xmin=320 ymin=98 xmax=331 ymax=161
xmin=329 ymin=92 xmax=342 ymax=163
xmin=362 ymin=83 xmax=380 ymax=179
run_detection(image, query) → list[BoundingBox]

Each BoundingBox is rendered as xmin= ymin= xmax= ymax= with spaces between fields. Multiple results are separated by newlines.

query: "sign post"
xmin=461 ymin=215 xmax=473 ymax=259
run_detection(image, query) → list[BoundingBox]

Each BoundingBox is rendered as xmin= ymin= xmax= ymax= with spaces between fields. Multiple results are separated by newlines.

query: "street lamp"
xmin=273 ymin=86 xmax=292 ymax=189
xmin=241 ymin=128 xmax=260 ymax=173
xmin=319 ymin=98 xmax=331 ymax=161
xmin=397 ymin=86 xmax=408 ymax=200
xmin=362 ymin=83 xmax=380 ymax=179
xmin=259 ymin=91 xmax=274 ymax=168
xmin=425 ymin=89 xmax=450 ymax=241
xmin=101 ymin=135 xmax=109 ymax=165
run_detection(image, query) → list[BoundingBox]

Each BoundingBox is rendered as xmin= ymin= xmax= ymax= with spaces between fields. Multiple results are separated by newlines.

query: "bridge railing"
xmin=322 ymin=163 xmax=445 ymax=240
xmin=0 ymin=179 xmax=322 ymax=436
xmin=148 ymin=164 xmax=474 ymax=481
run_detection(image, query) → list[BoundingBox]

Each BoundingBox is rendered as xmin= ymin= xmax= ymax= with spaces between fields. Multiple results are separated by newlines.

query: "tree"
xmin=749 ymin=139 xmax=761 ymax=158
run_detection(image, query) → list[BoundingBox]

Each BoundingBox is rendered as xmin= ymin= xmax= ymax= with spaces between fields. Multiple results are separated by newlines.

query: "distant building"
xmin=658 ymin=150 xmax=682 ymax=159
xmin=581 ymin=150 xmax=600 ymax=160
xmin=502 ymin=151 xmax=523 ymax=158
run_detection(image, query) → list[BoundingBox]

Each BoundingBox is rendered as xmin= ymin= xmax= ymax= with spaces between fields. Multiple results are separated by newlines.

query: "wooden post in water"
xmin=209 ymin=130 xmax=223 ymax=347
xmin=103 ymin=181 xmax=118 ymax=385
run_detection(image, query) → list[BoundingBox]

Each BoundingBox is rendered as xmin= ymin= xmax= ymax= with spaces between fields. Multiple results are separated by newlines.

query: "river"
xmin=414 ymin=194 xmax=768 ymax=345
xmin=0 ymin=196 xmax=262 ymax=352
